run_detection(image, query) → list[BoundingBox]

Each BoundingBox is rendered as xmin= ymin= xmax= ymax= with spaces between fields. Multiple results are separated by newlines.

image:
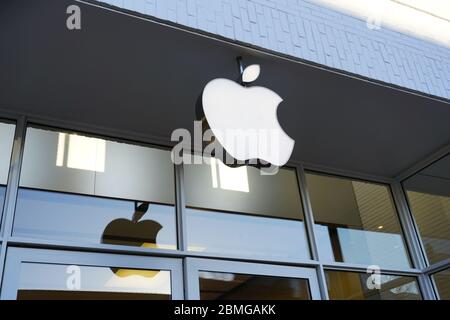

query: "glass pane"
xmin=17 ymin=263 xmax=171 ymax=300
xmin=0 ymin=121 xmax=15 ymax=224
xmin=433 ymin=269 xmax=450 ymax=300
xmin=20 ymin=127 xmax=175 ymax=203
xmin=14 ymin=189 xmax=176 ymax=249
xmin=403 ymin=154 xmax=450 ymax=265
xmin=0 ymin=121 xmax=15 ymax=185
xmin=184 ymin=156 xmax=310 ymax=260
xmin=325 ymin=270 xmax=421 ymax=300
xmin=15 ymin=126 xmax=177 ymax=249
xmin=0 ymin=185 xmax=6 ymax=219
xmin=306 ymin=173 xmax=411 ymax=269
xmin=199 ymin=271 xmax=311 ymax=300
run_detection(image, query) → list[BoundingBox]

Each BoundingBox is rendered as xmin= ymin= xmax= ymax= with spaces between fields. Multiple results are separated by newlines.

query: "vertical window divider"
xmin=175 ymin=164 xmax=188 ymax=252
xmin=390 ymin=181 xmax=436 ymax=299
xmin=175 ymin=163 xmax=190 ymax=300
xmin=390 ymin=182 xmax=428 ymax=269
xmin=0 ymin=116 xmax=27 ymax=289
xmin=428 ymin=272 xmax=442 ymax=300
xmin=417 ymin=273 xmax=438 ymax=300
xmin=295 ymin=163 xmax=329 ymax=300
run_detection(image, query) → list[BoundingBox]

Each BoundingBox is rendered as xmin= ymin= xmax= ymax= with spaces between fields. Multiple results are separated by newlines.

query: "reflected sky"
xmin=186 ymin=208 xmax=310 ymax=260
xmin=14 ymin=189 xmax=177 ymax=250
xmin=315 ymin=224 xmax=411 ymax=269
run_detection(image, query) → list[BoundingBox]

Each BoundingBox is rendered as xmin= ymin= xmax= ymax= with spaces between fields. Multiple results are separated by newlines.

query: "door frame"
xmin=1 ymin=247 xmax=184 ymax=299
xmin=185 ymin=257 xmax=322 ymax=300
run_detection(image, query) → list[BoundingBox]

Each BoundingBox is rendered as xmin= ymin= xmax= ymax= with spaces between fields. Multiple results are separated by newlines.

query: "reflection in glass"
xmin=403 ymin=154 xmax=450 ymax=265
xmin=56 ymin=132 xmax=106 ymax=172
xmin=20 ymin=126 xmax=175 ymax=204
xmin=0 ymin=121 xmax=15 ymax=224
xmin=0 ymin=186 xmax=5 ymax=220
xmin=306 ymin=173 xmax=411 ymax=269
xmin=14 ymin=189 xmax=177 ymax=250
xmin=16 ymin=126 xmax=177 ymax=249
xmin=102 ymin=202 xmax=163 ymax=247
xmin=325 ymin=270 xmax=421 ymax=300
xmin=199 ymin=271 xmax=311 ymax=300
xmin=0 ymin=121 xmax=15 ymax=185
xmin=17 ymin=263 xmax=171 ymax=300
xmin=210 ymin=158 xmax=249 ymax=192
xmin=433 ymin=268 xmax=450 ymax=300
xmin=187 ymin=208 xmax=309 ymax=259
xmin=184 ymin=156 xmax=310 ymax=260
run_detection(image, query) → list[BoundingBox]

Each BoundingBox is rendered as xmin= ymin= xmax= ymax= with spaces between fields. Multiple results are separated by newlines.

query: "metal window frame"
xmin=0 ymin=111 xmax=443 ymax=300
xmin=394 ymin=144 xmax=450 ymax=300
xmin=184 ymin=257 xmax=322 ymax=300
xmin=0 ymin=247 xmax=184 ymax=300
xmin=428 ymin=265 xmax=450 ymax=300
xmin=0 ymin=115 xmax=26 ymax=290
xmin=295 ymin=164 xmax=430 ymax=299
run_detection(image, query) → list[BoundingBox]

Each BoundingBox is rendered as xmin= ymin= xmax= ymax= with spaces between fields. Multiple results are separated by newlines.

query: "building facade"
xmin=0 ymin=0 xmax=449 ymax=299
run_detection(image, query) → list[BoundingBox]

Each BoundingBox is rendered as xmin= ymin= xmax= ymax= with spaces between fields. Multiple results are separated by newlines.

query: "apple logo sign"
xmin=201 ymin=63 xmax=295 ymax=167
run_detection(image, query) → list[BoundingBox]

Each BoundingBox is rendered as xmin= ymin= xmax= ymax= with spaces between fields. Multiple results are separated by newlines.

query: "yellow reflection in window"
xmin=105 ymin=269 xmax=171 ymax=295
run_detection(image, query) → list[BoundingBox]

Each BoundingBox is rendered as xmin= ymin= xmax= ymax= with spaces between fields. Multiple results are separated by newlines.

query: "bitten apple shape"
xmin=202 ymin=69 xmax=295 ymax=166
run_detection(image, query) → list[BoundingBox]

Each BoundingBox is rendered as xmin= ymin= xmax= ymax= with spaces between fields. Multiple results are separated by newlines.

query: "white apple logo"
xmin=202 ymin=65 xmax=295 ymax=167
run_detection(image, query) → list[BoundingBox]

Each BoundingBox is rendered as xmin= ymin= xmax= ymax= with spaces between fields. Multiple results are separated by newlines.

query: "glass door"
xmin=185 ymin=258 xmax=321 ymax=300
xmin=1 ymin=248 xmax=183 ymax=300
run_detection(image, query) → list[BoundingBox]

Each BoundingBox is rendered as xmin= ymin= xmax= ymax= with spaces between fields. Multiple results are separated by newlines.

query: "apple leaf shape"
xmin=242 ymin=64 xmax=260 ymax=83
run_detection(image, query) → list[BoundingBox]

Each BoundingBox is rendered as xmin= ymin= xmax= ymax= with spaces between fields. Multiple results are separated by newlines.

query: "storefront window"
xmin=433 ymin=269 xmax=450 ymax=300
xmin=13 ymin=126 xmax=177 ymax=250
xmin=183 ymin=156 xmax=310 ymax=260
xmin=199 ymin=272 xmax=311 ymax=300
xmin=403 ymin=154 xmax=450 ymax=265
xmin=306 ymin=173 xmax=411 ymax=269
xmin=17 ymin=263 xmax=172 ymax=300
xmin=0 ymin=187 xmax=6 ymax=217
xmin=0 ymin=121 xmax=15 ymax=223
xmin=325 ymin=270 xmax=421 ymax=300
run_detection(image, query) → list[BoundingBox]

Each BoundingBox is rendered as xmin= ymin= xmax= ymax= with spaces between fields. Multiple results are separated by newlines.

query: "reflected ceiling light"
xmin=199 ymin=271 xmax=236 ymax=282
xmin=377 ymin=225 xmax=384 ymax=230
xmin=56 ymin=133 xmax=106 ymax=172
xmin=210 ymin=158 xmax=249 ymax=193
xmin=186 ymin=245 xmax=206 ymax=252
xmin=313 ymin=0 xmax=450 ymax=47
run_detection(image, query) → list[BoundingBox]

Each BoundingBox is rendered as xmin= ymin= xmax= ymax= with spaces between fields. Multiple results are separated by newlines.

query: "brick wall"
xmin=95 ymin=0 xmax=450 ymax=99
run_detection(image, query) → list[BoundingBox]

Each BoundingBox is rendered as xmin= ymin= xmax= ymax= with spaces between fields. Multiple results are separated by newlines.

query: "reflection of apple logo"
xmin=102 ymin=202 xmax=162 ymax=277
xmin=201 ymin=64 xmax=295 ymax=167
xmin=102 ymin=202 xmax=162 ymax=247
